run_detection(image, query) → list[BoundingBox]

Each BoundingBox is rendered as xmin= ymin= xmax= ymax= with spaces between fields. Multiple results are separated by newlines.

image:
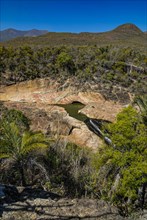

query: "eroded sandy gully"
xmin=0 ymin=79 xmax=123 ymax=150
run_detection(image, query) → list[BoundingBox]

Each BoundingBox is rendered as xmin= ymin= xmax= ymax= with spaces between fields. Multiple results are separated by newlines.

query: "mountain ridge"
xmin=0 ymin=28 xmax=48 ymax=42
xmin=0 ymin=23 xmax=146 ymax=51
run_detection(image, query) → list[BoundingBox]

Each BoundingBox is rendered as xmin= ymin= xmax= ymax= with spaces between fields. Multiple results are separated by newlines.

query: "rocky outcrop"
xmin=0 ymin=185 xmax=124 ymax=220
xmin=1 ymin=78 xmax=124 ymax=149
xmin=1 ymin=185 xmax=146 ymax=220
xmin=0 ymin=78 xmax=123 ymax=121
xmin=0 ymin=184 xmax=147 ymax=220
xmin=0 ymin=79 xmax=104 ymax=104
xmin=1 ymin=198 xmax=125 ymax=220
xmin=79 ymin=101 xmax=122 ymax=122
xmin=3 ymin=101 xmax=103 ymax=149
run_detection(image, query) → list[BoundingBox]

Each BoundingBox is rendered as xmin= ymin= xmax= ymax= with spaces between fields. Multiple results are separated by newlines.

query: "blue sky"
xmin=0 ymin=0 xmax=147 ymax=32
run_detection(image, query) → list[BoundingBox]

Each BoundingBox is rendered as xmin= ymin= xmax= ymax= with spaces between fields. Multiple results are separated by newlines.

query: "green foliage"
xmin=1 ymin=26 xmax=146 ymax=53
xmin=1 ymin=108 xmax=30 ymax=131
xmin=0 ymin=45 xmax=146 ymax=101
xmin=0 ymin=122 xmax=48 ymax=159
xmin=0 ymin=109 xmax=49 ymax=186
xmin=0 ymin=104 xmax=147 ymax=217
xmin=92 ymin=106 xmax=147 ymax=213
xmin=56 ymin=51 xmax=76 ymax=74
xmin=57 ymin=52 xmax=72 ymax=67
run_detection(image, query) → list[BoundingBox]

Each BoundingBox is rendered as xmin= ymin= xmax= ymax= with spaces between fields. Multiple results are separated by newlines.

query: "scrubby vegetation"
xmin=0 ymin=25 xmax=147 ymax=217
xmin=92 ymin=105 xmax=147 ymax=215
xmin=0 ymin=101 xmax=147 ymax=216
xmin=0 ymin=45 xmax=147 ymax=101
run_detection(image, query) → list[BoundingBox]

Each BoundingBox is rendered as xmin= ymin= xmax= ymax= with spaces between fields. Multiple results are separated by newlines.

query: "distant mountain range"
xmin=0 ymin=24 xmax=146 ymax=51
xmin=0 ymin=28 xmax=48 ymax=42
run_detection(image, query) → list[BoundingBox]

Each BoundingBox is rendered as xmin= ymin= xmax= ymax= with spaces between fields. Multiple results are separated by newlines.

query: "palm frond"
xmin=22 ymin=143 xmax=48 ymax=155
xmin=22 ymin=132 xmax=48 ymax=147
xmin=21 ymin=131 xmax=49 ymax=155
xmin=0 ymin=153 xmax=11 ymax=159
xmin=0 ymin=122 xmax=22 ymax=157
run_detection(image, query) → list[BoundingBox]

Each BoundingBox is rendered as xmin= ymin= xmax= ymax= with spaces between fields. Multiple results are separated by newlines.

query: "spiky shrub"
xmin=0 ymin=109 xmax=49 ymax=186
xmin=45 ymin=141 xmax=95 ymax=197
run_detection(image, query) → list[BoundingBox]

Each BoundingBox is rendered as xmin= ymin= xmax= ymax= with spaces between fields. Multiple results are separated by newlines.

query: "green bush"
xmin=92 ymin=106 xmax=147 ymax=215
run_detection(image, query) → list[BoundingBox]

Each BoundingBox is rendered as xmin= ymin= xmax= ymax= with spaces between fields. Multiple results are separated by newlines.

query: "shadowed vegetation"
xmin=0 ymin=102 xmax=147 ymax=216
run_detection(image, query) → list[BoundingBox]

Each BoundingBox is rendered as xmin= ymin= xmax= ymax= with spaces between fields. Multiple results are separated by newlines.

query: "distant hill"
xmin=0 ymin=28 xmax=48 ymax=42
xmin=113 ymin=23 xmax=143 ymax=34
xmin=0 ymin=24 xmax=146 ymax=51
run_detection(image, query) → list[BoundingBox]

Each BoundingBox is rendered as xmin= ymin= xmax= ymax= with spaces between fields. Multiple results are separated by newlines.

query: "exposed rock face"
xmin=0 ymin=78 xmax=124 ymax=149
xmin=1 ymin=185 xmax=146 ymax=220
xmin=79 ymin=101 xmax=122 ymax=122
xmin=0 ymin=78 xmax=123 ymax=121
xmin=0 ymin=79 xmax=104 ymax=104
xmin=66 ymin=124 xmax=103 ymax=149
xmin=3 ymin=101 xmax=103 ymax=150
xmin=1 ymin=198 xmax=124 ymax=220
xmin=0 ymin=186 xmax=124 ymax=220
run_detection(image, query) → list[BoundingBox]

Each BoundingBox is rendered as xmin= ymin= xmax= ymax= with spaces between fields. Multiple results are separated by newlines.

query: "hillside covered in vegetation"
xmin=0 ymin=44 xmax=147 ymax=102
xmin=0 ymin=28 xmax=48 ymax=42
xmin=0 ymin=23 xmax=147 ymax=219
xmin=1 ymin=24 xmax=146 ymax=51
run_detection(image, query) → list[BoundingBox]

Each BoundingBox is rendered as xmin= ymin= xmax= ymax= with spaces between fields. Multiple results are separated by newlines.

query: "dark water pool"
xmin=56 ymin=102 xmax=87 ymax=122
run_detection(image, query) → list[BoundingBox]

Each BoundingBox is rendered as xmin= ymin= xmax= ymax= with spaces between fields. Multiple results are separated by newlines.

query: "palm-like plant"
xmin=0 ymin=121 xmax=49 ymax=186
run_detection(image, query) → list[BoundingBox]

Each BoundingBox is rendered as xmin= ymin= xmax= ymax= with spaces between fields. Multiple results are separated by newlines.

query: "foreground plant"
xmin=0 ymin=110 xmax=49 ymax=186
xmin=92 ymin=106 xmax=147 ymax=215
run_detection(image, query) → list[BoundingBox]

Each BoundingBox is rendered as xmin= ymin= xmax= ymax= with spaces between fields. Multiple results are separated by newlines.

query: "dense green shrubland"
xmin=92 ymin=106 xmax=147 ymax=215
xmin=0 ymin=45 xmax=147 ymax=100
